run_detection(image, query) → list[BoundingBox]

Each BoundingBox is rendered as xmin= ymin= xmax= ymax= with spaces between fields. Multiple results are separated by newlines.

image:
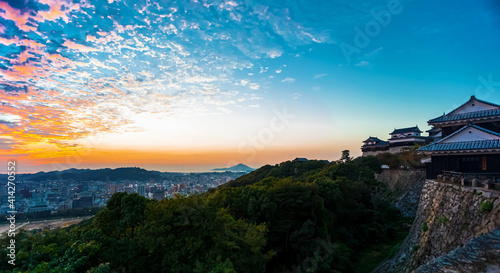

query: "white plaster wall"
xmin=451 ymin=101 xmax=498 ymax=115
xmin=442 ymin=127 xmax=500 ymax=142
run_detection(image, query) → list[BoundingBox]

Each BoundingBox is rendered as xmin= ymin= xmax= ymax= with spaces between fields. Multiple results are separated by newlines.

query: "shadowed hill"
xmin=16 ymin=167 xmax=162 ymax=182
xmin=0 ymin=156 xmax=408 ymax=273
xmin=221 ymin=160 xmax=331 ymax=188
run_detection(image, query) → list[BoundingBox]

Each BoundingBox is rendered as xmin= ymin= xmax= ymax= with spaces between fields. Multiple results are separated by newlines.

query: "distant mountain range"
xmin=0 ymin=166 xmax=254 ymax=182
xmin=4 ymin=167 xmax=163 ymax=182
xmin=211 ymin=163 xmax=255 ymax=172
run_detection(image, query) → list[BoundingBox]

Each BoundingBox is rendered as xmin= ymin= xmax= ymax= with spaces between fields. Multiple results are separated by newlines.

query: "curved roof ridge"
xmin=428 ymin=108 xmax=500 ymax=124
xmin=448 ymin=95 xmax=500 ymax=115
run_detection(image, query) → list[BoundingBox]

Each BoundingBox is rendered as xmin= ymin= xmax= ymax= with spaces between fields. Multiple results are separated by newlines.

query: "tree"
xmin=6 ymin=159 xmax=408 ymax=273
xmin=376 ymin=153 xmax=403 ymax=169
xmin=340 ymin=150 xmax=352 ymax=162
xmin=94 ymin=192 xmax=149 ymax=239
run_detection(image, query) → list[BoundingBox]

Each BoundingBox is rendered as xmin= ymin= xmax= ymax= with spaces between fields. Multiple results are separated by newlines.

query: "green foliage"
xmin=1 ymin=160 xmax=408 ymax=273
xmin=340 ymin=150 xmax=352 ymax=162
xmin=421 ymin=222 xmax=429 ymax=232
xmin=374 ymin=146 xmax=426 ymax=170
xmin=375 ymin=153 xmax=403 ymax=169
xmin=352 ymin=156 xmax=382 ymax=174
xmin=436 ymin=215 xmax=450 ymax=224
xmin=223 ymin=160 xmax=329 ymax=188
xmin=479 ymin=201 xmax=493 ymax=212
xmin=400 ymin=145 xmax=425 ymax=169
xmin=353 ymin=232 xmax=409 ymax=273
xmin=412 ymin=244 xmax=420 ymax=252
xmin=94 ymin=192 xmax=150 ymax=239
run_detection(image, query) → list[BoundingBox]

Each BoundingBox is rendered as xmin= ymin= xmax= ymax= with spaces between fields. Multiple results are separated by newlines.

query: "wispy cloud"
xmin=292 ymin=92 xmax=302 ymax=99
xmin=0 ymin=0 xmax=344 ymax=159
xmin=355 ymin=61 xmax=370 ymax=67
xmin=364 ymin=47 xmax=384 ymax=59
xmin=314 ymin=73 xmax=327 ymax=79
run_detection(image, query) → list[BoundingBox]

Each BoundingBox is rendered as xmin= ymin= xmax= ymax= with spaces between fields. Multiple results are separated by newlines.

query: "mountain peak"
xmin=211 ymin=163 xmax=255 ymax=172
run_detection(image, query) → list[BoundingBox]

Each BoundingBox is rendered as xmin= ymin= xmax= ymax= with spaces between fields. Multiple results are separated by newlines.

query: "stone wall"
xmin=413 ymin=230 xmax=500 ymax=273
xmin=375 ymin=169 xmax=426 ymax=217
xmin=362 ymin=150 xmax=390 ymax=157
xmin=362 ymin=146 xmax=415 ymax=156
xmin=373 ymin=180 xmax=500 ymax=273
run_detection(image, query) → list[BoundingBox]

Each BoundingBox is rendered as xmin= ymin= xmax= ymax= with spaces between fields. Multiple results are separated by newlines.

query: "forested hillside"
xmin=0 ymin=157 xmax=409 ymax=273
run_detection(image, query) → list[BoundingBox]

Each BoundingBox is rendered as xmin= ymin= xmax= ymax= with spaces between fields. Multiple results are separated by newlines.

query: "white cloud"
xmin=249 ymin=83 xmax=260 ymax=90
xmin=267 ymin=50 xmax=283 ymax=58
xmin=313 ymin=73 xmax=327 ymax=79
xmin=282 ymin=77 xmax=295 ymax=83
xmin=355 ymin=61 xmax=370 ymax=67
xmin=364 ymin=47 xmax=383 ymax=59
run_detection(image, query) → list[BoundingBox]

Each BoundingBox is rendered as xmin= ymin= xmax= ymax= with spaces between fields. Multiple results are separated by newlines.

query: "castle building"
xmin=361 ymin=137 xmax=389 ymax=156
xmin=362 ymin=126 xmax=428 ymax=156
xmin=388 ymin=126 xmax=427 ymax=152
xmin=426 ymin=127 xmax=442 ymax=142
xmin=419 ymin=96 xmax=500 ymax=179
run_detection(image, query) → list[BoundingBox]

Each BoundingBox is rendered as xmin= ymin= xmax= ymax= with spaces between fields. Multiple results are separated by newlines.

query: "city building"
xmin=152 ymin=190 xmax=165 ymax=201
xmin=110 ymin=183 xmax=124 ymax=195
xmin=137 ymin=184 xmax=146 ymax=197
xmin=81 ymin=181 xmax=89 ymax=192
xmin=27 ymin=205 xmax=51 ymax=214
xmin=58 ymin=200 xmax=73 ymax=211
xmin=419 ymin=96 xmax=500 ymax=179
xmin=72 ymin=196 xmax=93 ymax=209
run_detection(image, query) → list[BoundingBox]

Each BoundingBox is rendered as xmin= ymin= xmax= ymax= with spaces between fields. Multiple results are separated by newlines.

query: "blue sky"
xmin=1 ymin=0 xmax=500 ymax=172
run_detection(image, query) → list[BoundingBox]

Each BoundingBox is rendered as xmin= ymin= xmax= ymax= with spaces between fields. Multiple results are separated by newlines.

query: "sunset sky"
xmin=1 ymin=0 xmax=500 ymax=173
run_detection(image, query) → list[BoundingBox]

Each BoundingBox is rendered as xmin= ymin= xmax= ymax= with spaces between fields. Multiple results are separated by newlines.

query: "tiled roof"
xmin=363 ymin=136 xmax=384 ymax=143
xmin=390 ymin=126 xmax=422 ymax=135
xmin=426 ymin=127 xmax=441 ymax=133
xmin=428 ymin=108 xmax=500 ymax=124
xmin=418 ymin=124 xmax=500 ymax=152
xmin=293 ymin=158 xmax=309 ymax=162
xmin=418 ymin=139 xmax=500 ymax=151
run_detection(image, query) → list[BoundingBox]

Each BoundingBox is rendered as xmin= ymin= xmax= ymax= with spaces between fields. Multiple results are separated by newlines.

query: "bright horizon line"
xmin=1 ymin=158 xmax=338 ymax=175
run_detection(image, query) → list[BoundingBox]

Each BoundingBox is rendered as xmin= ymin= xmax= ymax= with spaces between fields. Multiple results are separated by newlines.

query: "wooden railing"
xmin=438 ymin=171 xmax=500 ymax=190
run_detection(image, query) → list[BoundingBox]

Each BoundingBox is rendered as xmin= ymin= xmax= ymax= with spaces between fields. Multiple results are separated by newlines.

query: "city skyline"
xmin=1 ymin=0 xmax=500 ymax=173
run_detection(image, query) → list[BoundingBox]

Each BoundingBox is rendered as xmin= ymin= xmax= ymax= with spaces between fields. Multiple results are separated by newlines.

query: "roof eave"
xmin=422 ymin=149 xmax=500 ymax=154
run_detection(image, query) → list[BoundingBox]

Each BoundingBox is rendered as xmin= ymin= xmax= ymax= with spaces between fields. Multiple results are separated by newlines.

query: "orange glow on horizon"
xmin=1 ymin=144 xmax=355 ymax=173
